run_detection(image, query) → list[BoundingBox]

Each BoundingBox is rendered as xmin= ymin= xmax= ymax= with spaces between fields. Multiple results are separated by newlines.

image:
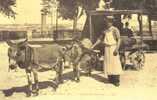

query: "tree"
xmin=58 ymin=0 xmax=100 ymax=19
xmin=41 ymin=0 xmax=57 ymax=35
xmin=112 ymin=0 xmax=144 ymax=10
xmin=0 ymin=0 xmax=16 ymax=18
xmin=41 ymin=0 xmax=56 ymax=15
xmin=56 ymin=0 xmax=151 ymax=38
xmin=57 ymin=0 xmax=100 ymax=37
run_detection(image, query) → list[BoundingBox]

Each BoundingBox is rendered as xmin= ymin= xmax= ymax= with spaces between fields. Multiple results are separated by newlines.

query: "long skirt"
xmin=104 ymin=45 xmax=123 ymax=75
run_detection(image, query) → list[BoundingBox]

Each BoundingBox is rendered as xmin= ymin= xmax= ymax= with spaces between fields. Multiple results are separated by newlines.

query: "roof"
xmin=87 ymin=10 xmax=143 ymax=16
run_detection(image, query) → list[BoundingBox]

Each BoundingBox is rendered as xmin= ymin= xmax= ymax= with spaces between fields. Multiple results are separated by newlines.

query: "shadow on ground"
xmin=1 ymin=81 xmax=58 ymax=97
xmin=1 ymin=69 xmax=110 ymax=97
xmin=124 ymin=64 xmax=140 ymax=71
xmin=1 ymin=71 xmax=79 ymax=97
xmin=90 ymin=73 xmax=109 ymax=83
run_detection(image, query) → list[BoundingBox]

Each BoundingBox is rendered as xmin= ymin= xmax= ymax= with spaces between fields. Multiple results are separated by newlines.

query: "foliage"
xmin=41 ymin=0 xmax=56 ymax=15
xmin=112 ymin=0 xmax=145 ymax=10
xmin=57 ymin=0 xmax=100 ymax=20
xmin=0 ymin=0 xmax=16 ymax=18
xmin=57 ymin=0 xmax=150 ymax=20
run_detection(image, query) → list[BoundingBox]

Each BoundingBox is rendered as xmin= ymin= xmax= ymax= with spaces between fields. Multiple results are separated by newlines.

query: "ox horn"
xmin=6 ymin=38 xmax=28 ymax=47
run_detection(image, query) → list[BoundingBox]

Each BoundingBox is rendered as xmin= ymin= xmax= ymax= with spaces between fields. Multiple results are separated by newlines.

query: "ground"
xmin=0 ymin=42 xmax=157 ymax=100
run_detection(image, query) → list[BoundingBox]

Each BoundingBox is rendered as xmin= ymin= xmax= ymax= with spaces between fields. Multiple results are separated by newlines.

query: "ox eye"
xmin=16 ymin=52 xmax=21 ymax=56
xmin=20 ymin=46 xmax=26 ymax=50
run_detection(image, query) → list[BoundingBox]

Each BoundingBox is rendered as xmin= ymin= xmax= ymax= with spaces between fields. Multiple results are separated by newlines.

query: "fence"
xmin=0 ymin=31 xmax=27 ymax=41
xmin=0 ymin=30 xmax=82 ymax=42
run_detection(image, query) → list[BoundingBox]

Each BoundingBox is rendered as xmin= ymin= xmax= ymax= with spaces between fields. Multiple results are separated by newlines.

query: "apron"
xmin=103 ymin=26 xmax=123 ymax=75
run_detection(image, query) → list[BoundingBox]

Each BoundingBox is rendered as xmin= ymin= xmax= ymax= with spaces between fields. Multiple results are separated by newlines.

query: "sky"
xmin=0 ymin=0 xmax=42 ymax=24
xmin=0 ymin=0 xmax=148 ymax=30
xmin=0 ymin=0 xmax=86 ymax=30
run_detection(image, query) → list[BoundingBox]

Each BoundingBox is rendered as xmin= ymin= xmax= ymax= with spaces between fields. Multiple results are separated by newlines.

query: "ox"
xmin=7 ymin=39 xmax=64 ymax=96
xmin=6 ymin=38 xmax=95 ymax=96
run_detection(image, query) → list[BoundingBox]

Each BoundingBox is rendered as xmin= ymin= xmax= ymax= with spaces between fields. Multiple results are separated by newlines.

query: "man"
xmin=123 ymin=22 xmax=137 ymax=56
xmin=91 ymin=16 xmax=123 ymax=86
xmin=120 ymin=22 xmax=134 ymax=69
xmin=123 ymin=22 xmax=133 ymax=37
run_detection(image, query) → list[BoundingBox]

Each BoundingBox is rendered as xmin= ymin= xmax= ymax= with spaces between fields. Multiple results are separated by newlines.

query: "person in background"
xmin=91 ymin=16 xmax=123 ymax=86
xmin=123 ymin=22 xmax=134 ymax=37
xmin=123 ymin=22 xmax=137 ymax=56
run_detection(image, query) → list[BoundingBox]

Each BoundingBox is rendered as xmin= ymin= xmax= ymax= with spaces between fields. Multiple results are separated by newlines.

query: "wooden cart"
xmin=87 ymin=10 xmax=147 ymax=70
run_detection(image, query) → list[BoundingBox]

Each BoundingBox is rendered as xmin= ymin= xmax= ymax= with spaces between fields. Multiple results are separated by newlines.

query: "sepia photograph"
xmin=0 ymin=0 xmax=157 ymax=100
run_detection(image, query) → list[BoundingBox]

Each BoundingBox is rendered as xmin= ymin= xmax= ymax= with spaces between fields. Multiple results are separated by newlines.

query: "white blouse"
xmin=104 ymin=26 xmax=117 ymax=45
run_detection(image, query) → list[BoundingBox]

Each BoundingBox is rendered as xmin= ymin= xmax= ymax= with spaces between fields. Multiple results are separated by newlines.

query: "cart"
xmin=87 ymin=10 xmax=148 ymax=70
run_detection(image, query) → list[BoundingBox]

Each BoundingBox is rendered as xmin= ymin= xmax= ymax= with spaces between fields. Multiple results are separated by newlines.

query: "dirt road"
xmin=0 ymin=42 xmax=157 ymax=100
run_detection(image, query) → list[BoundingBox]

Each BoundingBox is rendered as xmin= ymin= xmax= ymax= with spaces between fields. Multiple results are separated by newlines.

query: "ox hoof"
xmin=33 ymin=92 xmax=39 ymax=96
xmin=32 ymin=89 xmax=39 ymax=96
xmin=75 ymin=78 xmax=80 ymax=83
xmin=53 ymin=82 xmax=59 ymax=89
xmin=87 ymin=73 xmax=91 ymax=76
xmin=113 ymin=83 xmax=120 ymax=87
xmin=32 ymin=91 xmax=39 ymax=96
xmin=52 ymin=86 xmax=58 ymax=92
xmin=26 ymin=92 xmax=31 ymax=97
xmin=59 ymin=80 xmax=64 ymax=84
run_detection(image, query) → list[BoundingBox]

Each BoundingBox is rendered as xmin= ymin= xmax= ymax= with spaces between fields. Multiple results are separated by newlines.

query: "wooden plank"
xmin=28 ymin=38 xmax=73 ymax=44
xmin=138 ymin=14 xmax=143 ymax=46
xmin=89 ymin=14 xmax=93 ymax=42
xmin=87 ymin=10 xmax=143 ymax=16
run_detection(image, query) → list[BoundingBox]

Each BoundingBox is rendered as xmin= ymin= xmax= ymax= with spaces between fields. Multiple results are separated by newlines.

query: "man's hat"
xmin=104 ymin=16 xmax=114 ymax=23
xmin=106 ymin=16 xmax=114 ymax=19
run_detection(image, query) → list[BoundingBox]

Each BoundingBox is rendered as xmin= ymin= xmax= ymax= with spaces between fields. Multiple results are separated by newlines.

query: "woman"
xmin=91 ymin=16 xmax=123 ymax=86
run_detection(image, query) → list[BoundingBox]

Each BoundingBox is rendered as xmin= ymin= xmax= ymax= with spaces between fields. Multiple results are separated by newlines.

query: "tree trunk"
xmin=82 ymin=15 xmax=90 ymax=39
xmin=41 ymin=13 xmax=47 ymax=37
xmin=73 ymin=15 xmax=78 ymax=34
xmin=148 ymin=15 xmax=153 ymax=39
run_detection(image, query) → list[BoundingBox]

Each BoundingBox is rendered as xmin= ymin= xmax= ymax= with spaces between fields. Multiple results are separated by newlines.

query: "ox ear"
xmin=6 ymin=40 xmax=18 ymax=48
xmin=18 ymin=39 xmax=28 ymax=47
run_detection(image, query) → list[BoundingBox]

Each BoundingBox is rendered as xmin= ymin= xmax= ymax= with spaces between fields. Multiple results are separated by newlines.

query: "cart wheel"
xmin=133 ymin=51 xmax=145 ymax=70
xmin=137 ymin=51 xmax=145 ymax=70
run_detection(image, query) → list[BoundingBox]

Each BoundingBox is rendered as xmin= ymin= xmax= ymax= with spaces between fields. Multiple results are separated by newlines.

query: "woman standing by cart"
xmin=92 ymin=16 xmax=123 ymax=86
